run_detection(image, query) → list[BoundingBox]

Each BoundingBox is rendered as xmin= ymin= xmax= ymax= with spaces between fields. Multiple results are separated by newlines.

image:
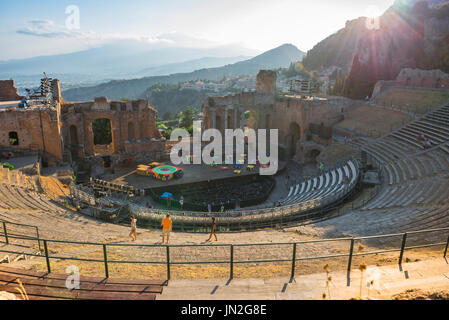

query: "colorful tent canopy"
xmin=161 ymin=192 xmax=173 ymax=199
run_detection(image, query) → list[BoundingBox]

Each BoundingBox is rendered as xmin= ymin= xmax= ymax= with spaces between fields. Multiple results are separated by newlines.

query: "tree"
xmin=180 ymin=106 xmax=194 ymax=130
xmin=162 ymin=111 xmax=174 ymax=121
xmin=92 ymin=118 xmax=112 ymax=145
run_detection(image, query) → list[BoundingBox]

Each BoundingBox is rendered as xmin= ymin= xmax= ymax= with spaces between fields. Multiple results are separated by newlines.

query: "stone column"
xmin=212 ymin=108 xmax=217 ymax=129
xmin=234 ymin=107 xmax=238 ymax=129
xmin=224 ymin=108 xmax=228 ymax=130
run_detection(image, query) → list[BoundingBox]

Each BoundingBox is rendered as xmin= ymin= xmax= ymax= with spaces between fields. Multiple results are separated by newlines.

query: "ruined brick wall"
xmin=51 ymin=79 xmax=62 ymax=103
xmin=395 ymin=76 xmax=449 ymax=88
xmin=202 ymin=84 xmax=355 ymax=162
xmin=0 ymin=106 xmax=63 ymax=164
xmin=256 ymin=70 xmax=277 ymax=94
xmin=0 ymin=95 xmax=163 ymax=166
xmin=61 ymin=98 xmax=163 ymax=158
xmin=0 ymin=80 xmax=23 ymax=101
xmin=372 ymin=68 xmax=449 ymax=98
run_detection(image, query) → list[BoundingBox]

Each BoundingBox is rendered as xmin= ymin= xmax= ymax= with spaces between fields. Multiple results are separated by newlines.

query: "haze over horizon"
xmin=0 ymin=0 xmax=395 ymax=61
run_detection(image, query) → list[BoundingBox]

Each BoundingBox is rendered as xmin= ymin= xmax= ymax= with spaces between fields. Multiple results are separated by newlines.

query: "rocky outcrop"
xmin=303 ymin=0 xmax=449 ymax=98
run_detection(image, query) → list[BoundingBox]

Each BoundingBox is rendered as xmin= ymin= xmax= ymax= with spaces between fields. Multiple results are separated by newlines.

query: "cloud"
xmin=17 ymin=20 xmax=73 ymax=38
xmin=16 ymin=19 xmax=174 ymax=44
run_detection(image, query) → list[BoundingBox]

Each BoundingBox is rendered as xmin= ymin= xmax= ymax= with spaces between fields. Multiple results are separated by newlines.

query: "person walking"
xmin=129 ymin=215 xmax=137 ymax=241
xmin=161 ymin=214 xmax=172 ymax=244
xmin=319 ymin=162 xmax=324 ymax=174
xmin=179 ymin=196 xmax=184 ymax=209
xmin=206 ymin=217 xmax=218 ymax=242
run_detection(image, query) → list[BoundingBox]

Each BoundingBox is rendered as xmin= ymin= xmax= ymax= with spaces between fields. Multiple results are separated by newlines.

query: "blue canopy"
xmin=161 ymin=192 xmax=173 ymax=199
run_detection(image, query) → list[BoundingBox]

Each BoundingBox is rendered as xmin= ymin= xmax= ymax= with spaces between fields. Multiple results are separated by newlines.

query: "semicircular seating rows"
xmin=0 ymin=167 xmax=64 ymax=213
xmin=126 ymin=159 xmax=360 ymax=230
xmin=347 ymin=103 xmax=449 ymax=213
xmin=281 ymin=159 xmax=358 ymax=206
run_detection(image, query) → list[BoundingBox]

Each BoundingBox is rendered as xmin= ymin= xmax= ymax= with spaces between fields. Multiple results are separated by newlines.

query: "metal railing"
xmin=0 ymin=220 xmax=41 ymax=251
xmin=1 ymin=225 xmax=448 ymax=281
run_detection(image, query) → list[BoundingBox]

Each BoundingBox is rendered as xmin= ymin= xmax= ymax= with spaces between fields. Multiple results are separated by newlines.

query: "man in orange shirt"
xmin=161 ymin=214 xmax=172 ymax=244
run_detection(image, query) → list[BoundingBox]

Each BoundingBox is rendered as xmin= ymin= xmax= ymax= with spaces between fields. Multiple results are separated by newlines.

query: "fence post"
xmin=399 ymin=233 xmax=408 ymax=265
xmin=444 ymin=234 xmax=449 ymax=258
xmin=2 ymin=222 xmax=8 ymax=245
xmin=166 ymin=246 xmax=171 ymax=280
xmin=230 ymin=245 xmax=234 ymax=280
xmin=291 ymin=243 xmax=297 ymax=279
xmin=103 ymin=244 xmax=109 ymax=278
xmin=35 ymin=227 xmax=41 ymax=252
xmin=347 ymin=238 xmax=355 ymax=273
xmin=43 ymin=240 xmax=51 ymax=274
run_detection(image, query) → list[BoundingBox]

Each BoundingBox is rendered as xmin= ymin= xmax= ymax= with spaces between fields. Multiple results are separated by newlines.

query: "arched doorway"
xmin=216 ymin=115 xmax=223 ymax=133
xmin=265 ymin=113 xmax=271 ymax=129
xmin=227 ymin=112 xmax=233 ymax=130
xmin=128 ymin=122 xmax=135 ymax=140
xmin=305 ymin=148 xmax=321 ymax=164
xmin=69 ymin=125 xmax=79 ymax=159
xmin=69 ymin=125 xmax=78 ymax=145
xmin=286 ymin=122 xmax=301 ymax=158
xmin=92 ymin=118 xmax=113 ymax=154
xmin=8 ymin=132 xmax=19 ymax=146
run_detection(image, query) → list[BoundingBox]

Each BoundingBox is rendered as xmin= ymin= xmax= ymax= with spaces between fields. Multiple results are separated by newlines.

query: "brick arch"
xmin=286 ymin=122 xmax=301 ymax=158
xmin=69 ymin=125 xmax=78 ymax=145
xmin=128 ymin=121 xmax=135 ymax=140
xmin=89 ymin=117 xmax=115 ymax=155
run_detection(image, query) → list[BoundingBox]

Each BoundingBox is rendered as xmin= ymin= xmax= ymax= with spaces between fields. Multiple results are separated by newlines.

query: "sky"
xmin=0 ymin=0 xmax=395 ymax=61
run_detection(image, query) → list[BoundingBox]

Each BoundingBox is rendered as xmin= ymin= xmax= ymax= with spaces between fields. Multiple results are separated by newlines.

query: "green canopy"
xmin=244 ymin=110 xmax=251 ymax=119
xmin=0 ymin=162 xmax=16 ymax=170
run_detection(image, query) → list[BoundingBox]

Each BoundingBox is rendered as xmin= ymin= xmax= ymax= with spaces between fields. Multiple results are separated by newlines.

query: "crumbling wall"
xmin=256 ymin=70 xmax=277 ymax=93
xmin=372 ymin=68 xmax=449 ymax=98
xmin=0 ymin=107 xmax=63 ymax=165
xmin=60 ymin=97 xmax=163 ymax=158
xmin=0 ymin=80 xmax=23 ymax=101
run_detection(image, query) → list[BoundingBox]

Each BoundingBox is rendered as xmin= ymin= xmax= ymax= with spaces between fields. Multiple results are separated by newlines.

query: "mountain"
xmin=0 ymin=38 xmax=259 ymax=80
xmin=62 ymin=43 xmax=305 ymax=101
xmin=8 ymin=56 xmax=252 ymax=94
xmin=135 ymin=56 xmax=250 ymax=77
xmin=303 ymin=0 xmax=449 ymax=99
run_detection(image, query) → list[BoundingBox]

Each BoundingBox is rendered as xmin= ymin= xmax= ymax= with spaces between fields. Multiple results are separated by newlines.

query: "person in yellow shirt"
xmin=161 ymin=214 xmax=172 ymax=244
xmin=129 ymin=216 xmax=137 ymax=241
